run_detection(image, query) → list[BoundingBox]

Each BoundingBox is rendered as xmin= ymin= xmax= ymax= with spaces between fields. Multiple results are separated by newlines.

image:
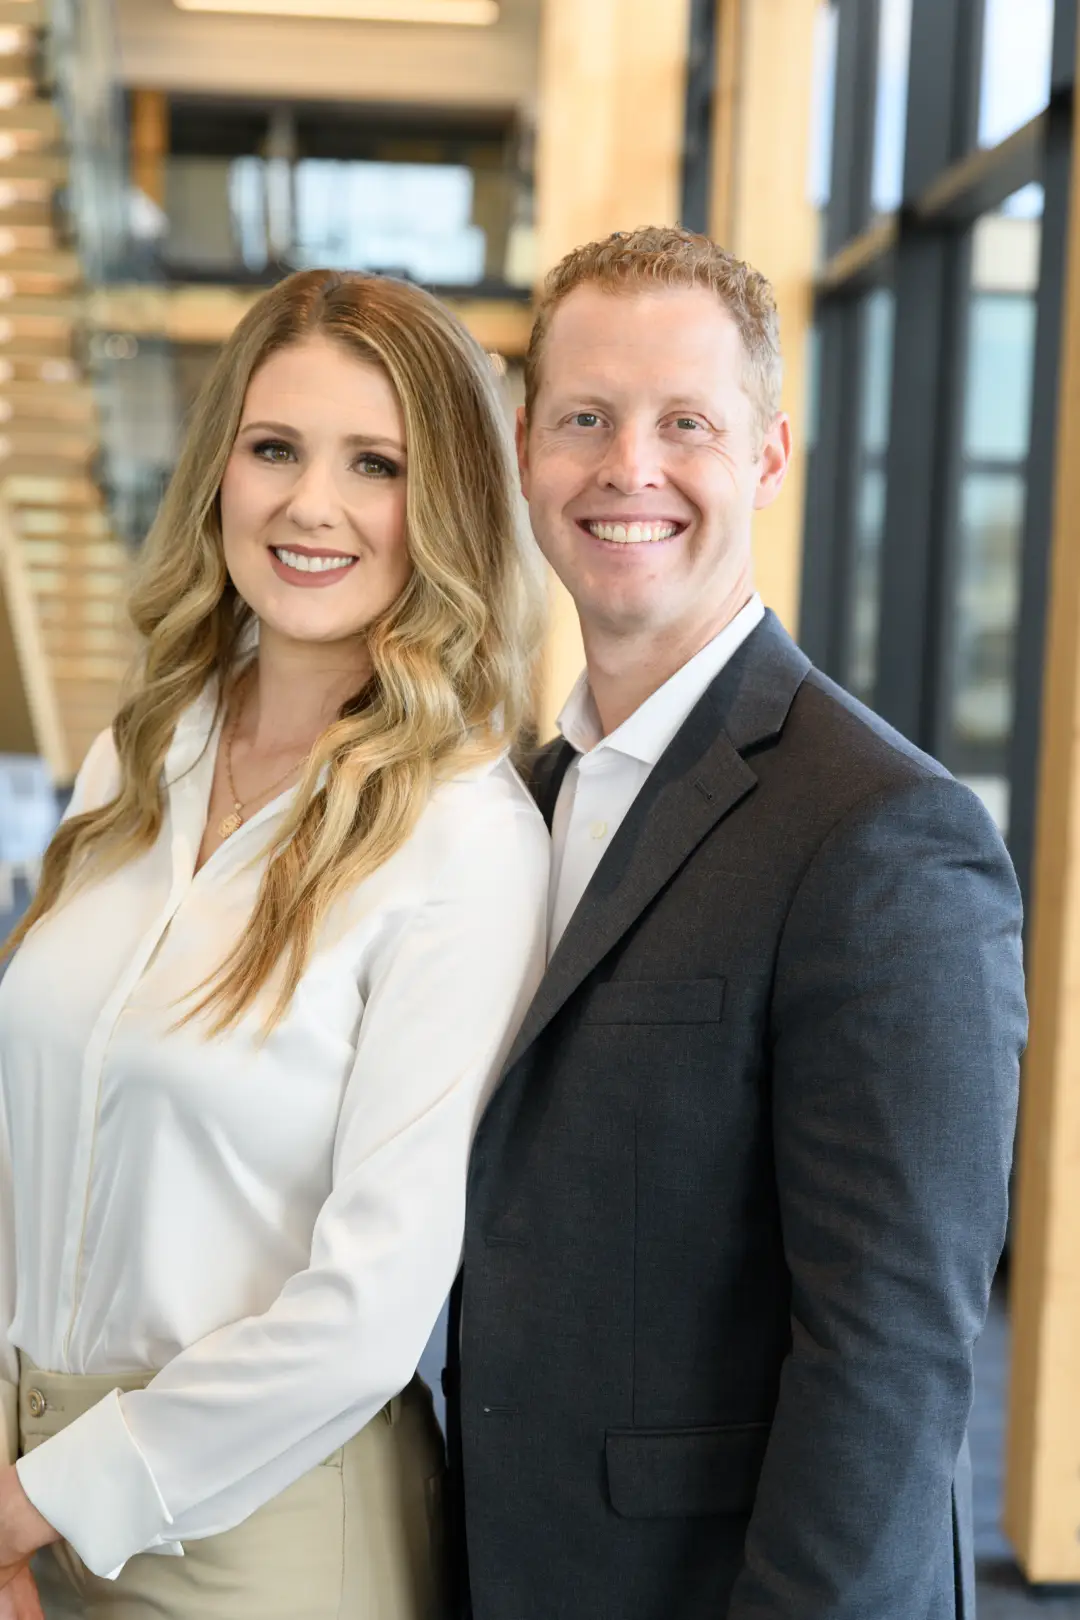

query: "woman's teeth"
xmin=273 ymin=548 xmax=356 ymax=574
xmin=586 ymin=522 xmax=680 ymax=544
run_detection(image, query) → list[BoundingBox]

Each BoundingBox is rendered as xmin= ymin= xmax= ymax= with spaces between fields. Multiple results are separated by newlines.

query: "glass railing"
xmin=44 ymin=0 xmax=129 ymax=283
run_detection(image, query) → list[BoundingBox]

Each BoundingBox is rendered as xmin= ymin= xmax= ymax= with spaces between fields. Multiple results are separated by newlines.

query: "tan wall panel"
xmin=534 ymin=0 xmax=692 ymax=271
xmin=715 ymin=0 xmax=817 ymax=636
xmin=532 ymin=0 xmax=692 ymax=731
xmin=115 ymin=0 xmax=539 ymax=106
xmin=1004 ymin=15 xmax=1080 ymax=1577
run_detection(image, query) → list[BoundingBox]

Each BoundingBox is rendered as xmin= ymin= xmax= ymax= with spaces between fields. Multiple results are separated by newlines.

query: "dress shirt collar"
xmin=556 ymin=593 xmax=765 ymax=766
xmin=164 ymin=680 xmax=222 ymax=785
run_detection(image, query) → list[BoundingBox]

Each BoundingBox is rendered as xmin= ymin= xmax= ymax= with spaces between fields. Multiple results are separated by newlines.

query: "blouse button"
xmin=26 ymin=1389 xmax=46 ymax=1419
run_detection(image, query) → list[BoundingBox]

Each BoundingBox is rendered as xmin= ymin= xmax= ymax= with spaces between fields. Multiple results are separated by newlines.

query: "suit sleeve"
xmin=727 ymin=774 xmax=1026 ymax=1620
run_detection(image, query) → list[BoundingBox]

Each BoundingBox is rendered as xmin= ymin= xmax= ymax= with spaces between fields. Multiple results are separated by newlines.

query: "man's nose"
xmin=596 ymin=424 xmax=664 ymax=492
xmin=285 ymin=459 xmax=341 ymax=530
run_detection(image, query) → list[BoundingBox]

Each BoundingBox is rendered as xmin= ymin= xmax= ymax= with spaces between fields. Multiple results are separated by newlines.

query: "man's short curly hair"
xmin=524 ymin=225 xmax=783 ymax=437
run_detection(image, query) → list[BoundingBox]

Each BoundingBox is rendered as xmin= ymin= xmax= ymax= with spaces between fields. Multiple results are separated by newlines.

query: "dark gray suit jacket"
xmin=446 ymin=611 xmax=1025 ymax=1620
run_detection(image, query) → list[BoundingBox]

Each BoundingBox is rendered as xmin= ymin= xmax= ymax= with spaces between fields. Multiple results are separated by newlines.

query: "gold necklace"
xmin=218 ymin=698 xmax=308 ymax=840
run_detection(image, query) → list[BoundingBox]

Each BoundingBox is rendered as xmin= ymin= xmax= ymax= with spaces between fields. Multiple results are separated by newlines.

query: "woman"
xmin=0 ymin=269 xmax=549 ymax=1619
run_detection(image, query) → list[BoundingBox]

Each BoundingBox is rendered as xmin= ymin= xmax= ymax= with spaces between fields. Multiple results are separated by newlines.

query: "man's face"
xmin=518 ymin=284 xmax=790 ymax=647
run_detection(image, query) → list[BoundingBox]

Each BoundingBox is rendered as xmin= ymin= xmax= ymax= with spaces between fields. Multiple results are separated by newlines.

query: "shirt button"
xmin=26 ymin=1389 xmax=46 ymax=1419
xmin=590 ymin=820 xmax=608 ymax=840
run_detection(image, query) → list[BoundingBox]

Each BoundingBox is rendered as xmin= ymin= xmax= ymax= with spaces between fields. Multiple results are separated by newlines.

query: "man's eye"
xmin=675 ymin=417 xmax=703 ymax=431
xmin=253 ymin=440 xmax=294 ymax=463
xmin=572 ymin=412 xmax=601 ymax=428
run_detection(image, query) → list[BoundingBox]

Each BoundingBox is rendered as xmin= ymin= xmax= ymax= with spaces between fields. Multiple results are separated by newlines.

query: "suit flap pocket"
xmin=605 ymin=1422 xmax=769 ymax=1519
xmin=582 ymin=977 xmax=725 ymax=1025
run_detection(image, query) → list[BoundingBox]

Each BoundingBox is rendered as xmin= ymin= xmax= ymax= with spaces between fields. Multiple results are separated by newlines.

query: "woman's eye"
xmin=356 ymin=453 xmax=399 ymax=479
xmin=252 ymin=439 xmax=294 ymax=464
xmin=675 ymin=417 xmax=703 ymax=431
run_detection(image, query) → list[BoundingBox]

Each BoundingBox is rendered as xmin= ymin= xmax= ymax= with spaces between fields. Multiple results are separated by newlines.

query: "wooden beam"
xmin=1004 ymin=16 xmax=1080 ymax=1584
xmin=0 ymin=494 xmax=68 ymax=780
xmin=531 ymin=0 xmax=693 ymax=736
xmin=0 ymin=569 xmax=35 ymax=757
xmin=129 ymin=89 xmax=169 ymax=210
xmin=83 ymin=285 xmax=533 ymax=357
xmin=710 ymin=0 xmax=817 ymax=637
xmin=709 ymin=0 xmax=742 ymax=249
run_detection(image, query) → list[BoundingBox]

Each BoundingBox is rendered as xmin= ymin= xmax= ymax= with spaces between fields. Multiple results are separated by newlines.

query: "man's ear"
xmin=753 ymin=413 xmax=793 ymax=512
xmin=515 ymin=405 xmax=530 ymax=499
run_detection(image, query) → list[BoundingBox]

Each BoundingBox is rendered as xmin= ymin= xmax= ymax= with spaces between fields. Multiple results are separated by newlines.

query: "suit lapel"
xmin=507 ymin=611 xmax=811 ymax=1072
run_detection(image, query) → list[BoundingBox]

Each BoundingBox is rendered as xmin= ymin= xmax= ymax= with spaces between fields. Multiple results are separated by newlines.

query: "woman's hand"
xmin=0 ymin=1469 xmax=57 ymax=1576
xmin=0 ymin=1567 xmax=42 ymax=1619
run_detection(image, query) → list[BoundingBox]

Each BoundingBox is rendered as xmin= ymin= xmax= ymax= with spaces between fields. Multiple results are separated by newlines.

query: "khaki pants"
xmin=18 ymin=1357 xmax=447 ymax=1620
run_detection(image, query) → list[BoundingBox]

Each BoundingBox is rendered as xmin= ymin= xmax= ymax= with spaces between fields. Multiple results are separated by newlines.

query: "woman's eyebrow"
xmin=238 ymin=420 xmax=406 ymax=455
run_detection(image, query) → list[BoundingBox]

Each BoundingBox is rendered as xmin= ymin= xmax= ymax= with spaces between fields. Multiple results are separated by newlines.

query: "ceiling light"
xmin=172 ymin=0 xmax=498 ymax=22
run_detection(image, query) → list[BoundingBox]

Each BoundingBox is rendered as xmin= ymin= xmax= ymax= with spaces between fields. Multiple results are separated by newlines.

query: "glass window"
xmin=1001 ymin=182 xmax=1045 ymax=220
xmin=948 ymin=473 xmax=1025 ymax=750
xmin=978 ymin=0 xmax=1055 ymax=148
xmin=808 ymin=1 xmax=839 ymax=213
xmin=862 ymin=288 xmax=895 ymax=455
xmin=850 ymin=468 xmax=887 ymax=702
xmin=871 ymin=0 xmax=913 ymax=214
xmin=846 ymin=290 xmax=895 ymax=704
xmin=963 ymin=297 xmax=1038 ymax=460
xmin=939 ymin=189 xmax=1040 ymax=826
xmin=291 ymin=161 xmax=485 ymax=285
xmin=805 ymin=324 xmax=823 ymax=452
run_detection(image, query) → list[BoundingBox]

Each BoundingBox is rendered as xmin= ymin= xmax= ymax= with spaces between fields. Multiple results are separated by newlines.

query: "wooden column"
xmin=1004 ymin=19 xmax=1080 ymax=1584
xmin=130 ymin=89 xmax=169 ymax=209
xmin=710 ymin=0 xmax=818 ymax=635
xmin=532 ymin=0 xmax=693 ymax=736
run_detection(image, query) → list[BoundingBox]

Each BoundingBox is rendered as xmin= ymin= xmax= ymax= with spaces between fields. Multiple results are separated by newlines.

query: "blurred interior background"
xmin=0 ymin=0 xmax=1078 ymax=1608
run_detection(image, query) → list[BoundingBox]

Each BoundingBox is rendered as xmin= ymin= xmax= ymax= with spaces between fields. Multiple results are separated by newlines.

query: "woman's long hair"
xmin=6 ymin=270 xmax=546 ymax=1030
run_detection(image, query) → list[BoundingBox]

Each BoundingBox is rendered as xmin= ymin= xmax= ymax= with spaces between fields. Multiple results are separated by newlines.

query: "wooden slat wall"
xmin=0 ymin=0 xmax=134 ymax=782
xmin=1004 ymin=16 xmax=1080 ymax=1583
xmin=710 ymin=0 xmax=818 ymax=636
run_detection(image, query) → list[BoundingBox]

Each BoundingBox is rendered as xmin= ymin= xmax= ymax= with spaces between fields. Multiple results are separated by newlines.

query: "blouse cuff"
xmin=15 ymin=1389 xmax=181 ymax=1577
xmin=0 ymin=1380 xmax=15 ymax=1466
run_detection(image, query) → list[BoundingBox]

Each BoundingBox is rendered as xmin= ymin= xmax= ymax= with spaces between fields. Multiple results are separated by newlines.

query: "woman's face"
xmin=219 ymin=334 xmax=413 ymax=651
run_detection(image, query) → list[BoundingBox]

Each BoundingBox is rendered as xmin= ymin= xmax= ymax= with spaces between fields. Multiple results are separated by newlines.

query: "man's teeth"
xmin=586 ymin=521 xmax=680 ymax=544
xmin=273 ymin=548 xmax=355 ymax=574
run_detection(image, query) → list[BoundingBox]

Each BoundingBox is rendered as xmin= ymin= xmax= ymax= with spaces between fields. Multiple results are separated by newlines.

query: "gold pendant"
xmin=219 ymin=808 xmax=243 ymax=838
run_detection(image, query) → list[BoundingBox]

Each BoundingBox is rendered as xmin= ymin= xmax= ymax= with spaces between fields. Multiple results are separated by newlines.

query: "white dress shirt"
xmin=549 ymin=595 xmax=764 ymax=949
xmin=0 ymin=684 xmax=549 ymax=1578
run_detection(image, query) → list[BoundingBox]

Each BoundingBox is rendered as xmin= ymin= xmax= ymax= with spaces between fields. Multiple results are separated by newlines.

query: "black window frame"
xmin=799 ymin=0 xmax=1077 ymax=919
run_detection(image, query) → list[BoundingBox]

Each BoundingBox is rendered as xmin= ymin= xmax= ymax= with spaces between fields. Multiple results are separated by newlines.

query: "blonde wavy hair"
xmin=7 ymin=269 xmax=545 ymax=1031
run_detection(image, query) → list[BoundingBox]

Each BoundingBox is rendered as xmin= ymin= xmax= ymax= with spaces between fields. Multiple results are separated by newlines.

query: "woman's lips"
xmin=268 ymin=544 xmax=358 ymax=588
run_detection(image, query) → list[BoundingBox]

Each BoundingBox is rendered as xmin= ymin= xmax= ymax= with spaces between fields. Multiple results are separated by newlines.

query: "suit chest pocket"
xmin=578 ymin=974 xmax=755 ymax=1184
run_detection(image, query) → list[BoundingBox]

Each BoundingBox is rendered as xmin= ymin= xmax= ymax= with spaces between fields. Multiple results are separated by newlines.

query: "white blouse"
xmin=0 ymin=686 xmax=549 ymax=1578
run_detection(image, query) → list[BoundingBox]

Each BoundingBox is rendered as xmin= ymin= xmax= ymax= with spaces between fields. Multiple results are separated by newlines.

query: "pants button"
xmin=26 ymin=1389 xmax=46 ymax=1418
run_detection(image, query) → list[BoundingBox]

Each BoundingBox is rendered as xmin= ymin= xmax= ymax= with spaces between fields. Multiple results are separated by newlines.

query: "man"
xmin=446 ymin=226 xmax=1025 ymax=1620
